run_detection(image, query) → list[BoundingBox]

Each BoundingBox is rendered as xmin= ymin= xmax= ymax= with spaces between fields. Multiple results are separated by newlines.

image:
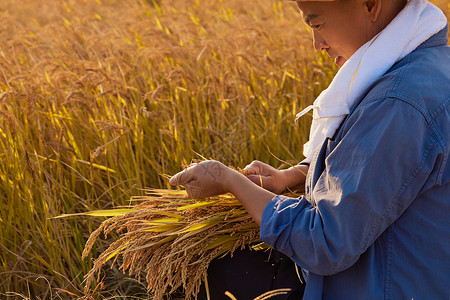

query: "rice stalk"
xmin=79 ymin=188 xmax=267 ymax=300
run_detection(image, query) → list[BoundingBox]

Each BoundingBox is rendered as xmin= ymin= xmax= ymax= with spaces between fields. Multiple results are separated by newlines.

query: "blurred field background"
xmin=0 ymin=0 xmax=448 ymax=298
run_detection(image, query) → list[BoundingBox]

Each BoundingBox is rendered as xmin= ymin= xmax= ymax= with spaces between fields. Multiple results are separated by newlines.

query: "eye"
xmin=310 ymin=24 xmax=321 ymax=30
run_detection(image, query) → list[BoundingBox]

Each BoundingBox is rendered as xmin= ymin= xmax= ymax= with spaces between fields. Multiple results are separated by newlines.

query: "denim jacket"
xmin=260 ymin=25 xmax=450 ymax=299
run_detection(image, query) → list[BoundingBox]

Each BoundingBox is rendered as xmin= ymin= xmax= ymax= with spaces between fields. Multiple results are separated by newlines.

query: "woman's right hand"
xmin=244 ymin=161 xmax=308 ymax=194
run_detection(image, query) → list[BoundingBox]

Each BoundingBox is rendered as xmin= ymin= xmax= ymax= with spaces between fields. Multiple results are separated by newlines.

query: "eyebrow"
xmin=304 ymin=14 xmax=319 ymax=25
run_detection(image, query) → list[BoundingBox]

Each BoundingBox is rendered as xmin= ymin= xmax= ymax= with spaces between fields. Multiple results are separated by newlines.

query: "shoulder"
xmin=360 ymin=43 xmax=450 ymax=122
xmin=343 ymin=44 xmax=450 ymax=155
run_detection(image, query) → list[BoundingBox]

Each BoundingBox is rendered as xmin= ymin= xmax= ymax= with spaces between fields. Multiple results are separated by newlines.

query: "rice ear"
xmin=81 ymin=189 xmax=264 ymax=299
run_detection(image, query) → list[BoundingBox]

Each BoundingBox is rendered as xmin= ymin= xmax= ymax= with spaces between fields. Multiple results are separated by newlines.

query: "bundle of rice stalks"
xmin=75 ymin=189 xmax=268 ymax=299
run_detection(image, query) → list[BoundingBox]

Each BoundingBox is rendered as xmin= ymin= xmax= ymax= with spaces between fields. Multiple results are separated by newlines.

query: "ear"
xmin=365 ymin=0 xmax=382 ymax=22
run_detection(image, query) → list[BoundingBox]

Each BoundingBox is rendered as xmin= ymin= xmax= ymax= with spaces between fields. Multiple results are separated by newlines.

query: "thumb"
xmin=169 ymin=170 xmax=194 ymax=186
xmin=169 ymin=172 xmax=180 ymax=186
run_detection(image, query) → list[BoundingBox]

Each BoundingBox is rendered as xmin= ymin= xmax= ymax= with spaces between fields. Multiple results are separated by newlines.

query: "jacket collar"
xmin=416 ymin=23 xmax=449 ymax=50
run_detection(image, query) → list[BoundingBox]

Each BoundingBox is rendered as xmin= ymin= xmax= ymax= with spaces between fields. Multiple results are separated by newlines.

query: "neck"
xmin=375 ymin=0 xmax=408 ymax=34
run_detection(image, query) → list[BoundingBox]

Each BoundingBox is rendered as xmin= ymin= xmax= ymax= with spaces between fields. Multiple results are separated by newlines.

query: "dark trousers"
xmin=198 ymin=246 xmax=305 ymax=300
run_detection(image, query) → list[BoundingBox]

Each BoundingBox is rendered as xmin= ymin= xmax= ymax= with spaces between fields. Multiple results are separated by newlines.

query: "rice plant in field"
xmin=0 ymin=0 xmax=448 ymax=298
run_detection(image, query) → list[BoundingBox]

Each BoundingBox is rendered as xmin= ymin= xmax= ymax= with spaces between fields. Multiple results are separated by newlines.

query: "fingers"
xmin=184 ymin=183 xmax=204 ymax=199
xmin=246 ymin=174 xmax=266 ymax=188
xmin=244 ymin=160 xmax=265 ymax=174
xmin=169 ymin=168 xmax=196 ymax=186
xmin=244 ymin=161 xmax=270 ymax=187
xmin=169 ymin=161 xmax=230 ymax=198
xmin=169 ymin=168 xmax=206 ymax=198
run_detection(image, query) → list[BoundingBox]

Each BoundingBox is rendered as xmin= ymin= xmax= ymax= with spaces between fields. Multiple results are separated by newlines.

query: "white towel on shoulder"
xmin=296 ymin=0 xmax=447 ymax=163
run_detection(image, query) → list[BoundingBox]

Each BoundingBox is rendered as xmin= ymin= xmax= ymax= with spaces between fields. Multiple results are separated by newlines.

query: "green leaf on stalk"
xmin=105 ymin=240 xmax=130 ymax=263
xmin=53 ymin=208 xmax=136 ymax=218
xmin=144 ymin=224 xmax=181 ymax=232
xmin=177 ymin=200 xmax=220 ymax=211
xmin=204 ymin=235 xmax=238 ymax=251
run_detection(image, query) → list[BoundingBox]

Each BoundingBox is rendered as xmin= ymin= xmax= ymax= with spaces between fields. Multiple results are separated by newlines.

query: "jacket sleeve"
xmin=260 ymin=98 xmax=441 ymax=275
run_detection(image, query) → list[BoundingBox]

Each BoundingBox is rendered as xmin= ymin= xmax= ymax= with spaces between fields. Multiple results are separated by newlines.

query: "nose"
xmin=313 ymin=31 xmax=328 ymax=52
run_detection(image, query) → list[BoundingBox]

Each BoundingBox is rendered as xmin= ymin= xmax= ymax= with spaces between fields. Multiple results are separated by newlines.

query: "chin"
xmin=335 ymin=56 xmax=346 ymax=68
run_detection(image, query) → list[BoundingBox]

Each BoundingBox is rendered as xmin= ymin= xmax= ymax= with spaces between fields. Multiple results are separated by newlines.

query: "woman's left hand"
xmin=169 ymin=160 xmax=234 ymax=198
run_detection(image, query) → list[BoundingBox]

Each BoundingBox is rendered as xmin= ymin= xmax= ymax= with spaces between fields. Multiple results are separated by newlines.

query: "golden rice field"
xmin=0 ymin=0 xmax=448 ymax=298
